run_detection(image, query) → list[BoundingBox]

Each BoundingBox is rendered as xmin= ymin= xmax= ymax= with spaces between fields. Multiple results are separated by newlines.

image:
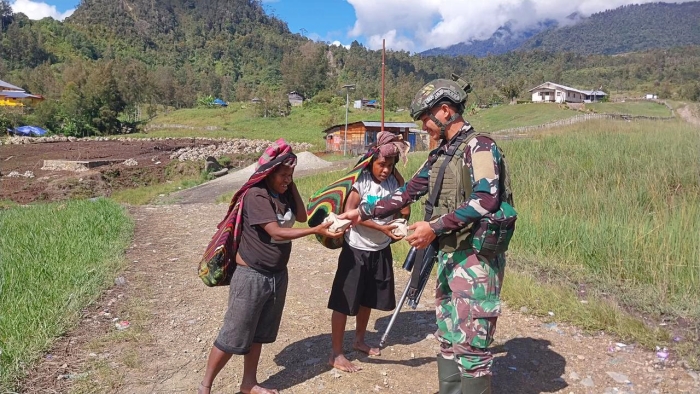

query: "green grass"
xmin=130 ymin=102 xmax=603 ymax=150
xmin=110 ymin=176 xmax=206 ymax=205
xmin=0 ymin=199 xmax=134 ymax=391
xmin=293 ymin=119 xmax=700 ymax=362
xmin=587 ymin=101 xmax=673 ymax=117
xmin=131 ymin=103 xmax=413 ymax=151
xmin=468 ymin=103 xmax=580 ymax=132
xmin=507 ymin=119 xmax=700 ymax=315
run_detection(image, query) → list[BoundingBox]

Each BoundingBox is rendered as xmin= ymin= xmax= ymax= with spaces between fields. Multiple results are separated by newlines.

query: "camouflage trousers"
xmin=435 ymin=249 xmax=505 ymax=377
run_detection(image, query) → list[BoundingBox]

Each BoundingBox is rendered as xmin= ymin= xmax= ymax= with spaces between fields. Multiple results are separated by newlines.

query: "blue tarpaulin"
xmin=212 ymin=98 xmax=227 ymax=107
xmin=11 ymin=126 xmax=48 ymax=137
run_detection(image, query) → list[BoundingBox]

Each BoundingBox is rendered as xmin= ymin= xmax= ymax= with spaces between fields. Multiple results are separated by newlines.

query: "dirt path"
xmin=21 ymin=200 xmax=699 ymax=394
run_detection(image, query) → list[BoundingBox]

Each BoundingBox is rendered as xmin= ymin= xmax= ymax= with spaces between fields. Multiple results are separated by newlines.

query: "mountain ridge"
xmin=421 ymin=1 xmax=700 ymax=57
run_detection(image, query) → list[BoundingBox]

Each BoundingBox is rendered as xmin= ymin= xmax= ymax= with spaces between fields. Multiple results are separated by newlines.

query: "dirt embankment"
xmin=0 ymin=138 xmax=311 ymax=204
xmin=676 ymin=104 xmax=700 ymax=127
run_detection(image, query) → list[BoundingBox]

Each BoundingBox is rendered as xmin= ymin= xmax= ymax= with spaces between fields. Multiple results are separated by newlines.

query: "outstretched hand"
xmin=337 ymin=208 xmax=362 ymax=225
xmin=378 ymin=224 xmax=404 ymax=241
xmin=314 ymin=221 xmax=344 ymax=238
xmin=404 ymin=221 xmax=436 ymax=249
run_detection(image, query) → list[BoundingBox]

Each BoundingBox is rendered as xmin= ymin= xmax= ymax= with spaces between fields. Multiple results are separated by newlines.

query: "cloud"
xmin=331 ymin=40 xmax=351 ymax=49
xmin=10 ymin=0 xmax=74 ymax=20
xmin=347 ymin=0 xmax=697 ymax=52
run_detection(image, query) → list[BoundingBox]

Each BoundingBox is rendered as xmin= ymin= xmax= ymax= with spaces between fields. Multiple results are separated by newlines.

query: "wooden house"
xmin=0 ymin=79 xmax=43 ymax=107
xmin=322 ymin=121 xmax=422 ymax=154
xmin=288 ymin=91 xmax=305 ymax=106
xmin=529 ymin=82 xmax=606 ymax=103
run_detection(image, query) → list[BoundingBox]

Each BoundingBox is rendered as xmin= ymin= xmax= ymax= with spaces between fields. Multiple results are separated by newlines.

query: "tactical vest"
xmin=429 ymin=130 xmax=514 ymax=253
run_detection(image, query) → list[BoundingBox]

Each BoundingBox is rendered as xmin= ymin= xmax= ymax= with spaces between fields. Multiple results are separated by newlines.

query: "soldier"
xmin=340 ymin=75 xmax=514 ymax=394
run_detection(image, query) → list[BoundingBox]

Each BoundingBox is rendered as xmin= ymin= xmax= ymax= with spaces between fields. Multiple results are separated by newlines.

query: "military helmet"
xmin=409 ymin=75 xmax=471 ymax=121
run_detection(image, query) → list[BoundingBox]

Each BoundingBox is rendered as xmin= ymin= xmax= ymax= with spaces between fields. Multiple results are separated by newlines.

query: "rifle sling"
xmin=408 ymin=130 xmax=471 ymax=297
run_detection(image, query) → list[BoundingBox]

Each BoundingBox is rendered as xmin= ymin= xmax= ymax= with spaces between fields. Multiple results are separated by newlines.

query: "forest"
xmin=1 ymin=0 xmax=699 ymax=136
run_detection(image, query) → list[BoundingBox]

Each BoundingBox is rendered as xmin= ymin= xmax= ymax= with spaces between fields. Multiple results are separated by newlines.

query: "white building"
xmin=529 ymin=82 xmax=606 ymax=103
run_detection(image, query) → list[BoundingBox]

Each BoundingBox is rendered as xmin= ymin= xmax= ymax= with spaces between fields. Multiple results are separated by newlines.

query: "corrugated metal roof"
xmin=322 ymin=121 xmax=419 ymax=134
xmin=360 ymin=121 xmax=418 ymax=128
xmin=579 ymin=90 xmax=607 ymax=96
xmin=530 ymin=83 xmax=607 ymax=97
xmin=0 ymin=79 xmax=23 ymax=91
xmin=0 ymin=91 xmax=41 ymax=99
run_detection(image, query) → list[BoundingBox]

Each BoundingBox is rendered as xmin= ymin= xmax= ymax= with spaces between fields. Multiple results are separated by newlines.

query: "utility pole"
xmin=342 ymin=84 xmax=355 ymax=156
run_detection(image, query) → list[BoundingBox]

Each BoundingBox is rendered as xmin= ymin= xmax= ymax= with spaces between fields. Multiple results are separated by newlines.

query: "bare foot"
xmin=353 ymin=341 xmax=381 ymax=356
xmin=240 ymin=383 xmax=279 ymax=394
xmin=328 ymin=352 xmax=362 ymax=372
xmin=197 ymin=382 xmax=211 ymax=394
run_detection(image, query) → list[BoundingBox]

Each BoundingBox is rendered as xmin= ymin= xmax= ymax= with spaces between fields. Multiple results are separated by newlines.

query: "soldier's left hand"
xmin=405 ymin=221 xmax=436 ymax=249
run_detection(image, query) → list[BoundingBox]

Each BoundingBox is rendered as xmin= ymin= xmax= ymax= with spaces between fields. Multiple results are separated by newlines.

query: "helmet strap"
xmin=429 ymin=112 xmax=460 ymax=140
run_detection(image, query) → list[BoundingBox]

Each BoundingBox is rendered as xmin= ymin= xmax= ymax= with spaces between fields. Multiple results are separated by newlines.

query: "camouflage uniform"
xmin=359 ymin=123 xmax=505 ymax=378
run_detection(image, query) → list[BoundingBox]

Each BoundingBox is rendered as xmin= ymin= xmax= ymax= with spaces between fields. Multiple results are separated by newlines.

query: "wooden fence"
xmin=493 ymin=113 xmax=675 ymax=137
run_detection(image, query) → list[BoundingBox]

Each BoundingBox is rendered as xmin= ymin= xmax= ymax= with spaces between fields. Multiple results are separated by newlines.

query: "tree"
xmin=0 ymin=0 xmax=12 ymax=31
xmin=499 ymin=80 xmax=524 ymax=103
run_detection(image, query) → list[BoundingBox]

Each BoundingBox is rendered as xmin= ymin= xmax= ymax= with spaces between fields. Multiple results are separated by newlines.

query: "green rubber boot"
xmin=437 ymin=355 xmax=462 ymax=394
xmin=460 ymin=375 xmax=492 ymax=394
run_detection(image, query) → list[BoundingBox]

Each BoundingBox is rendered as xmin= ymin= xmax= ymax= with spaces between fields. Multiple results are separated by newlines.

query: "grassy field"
xmin=129 ymin=102 xmax=584 ymax=150
xmin=468 ymin=103 xmax=580 ymax=132
xmin=293 ymin=119 xmax=700 ymax=360
xmin=0 ymin=199 xmax=134 ymax=391
xmin=133 ymin=104 xmax=412 ymax=151
xmin=507 ymin=119 xmax=699 ymax=306
xmin=587 ymin=101 xmax=673 ymax=117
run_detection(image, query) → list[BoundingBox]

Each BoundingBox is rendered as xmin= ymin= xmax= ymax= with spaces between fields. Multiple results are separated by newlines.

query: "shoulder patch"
xmin=472 ymin=151 xmax=496 ymax=180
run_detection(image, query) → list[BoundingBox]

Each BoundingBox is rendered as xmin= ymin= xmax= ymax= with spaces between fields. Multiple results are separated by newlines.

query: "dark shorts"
xmin=328 ymin=242 xmax=396 ymax=316
xmin=214 ymin=265 xmax=288 ymax=355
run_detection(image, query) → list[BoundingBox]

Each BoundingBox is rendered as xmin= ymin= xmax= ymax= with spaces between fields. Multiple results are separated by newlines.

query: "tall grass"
xmin=0 ymin=199 xmax=133 ymax=391
xmin=505 ymin=119 xmax=700 ymax=317
xmin=294 ymin=119 xmax=699 ymax=349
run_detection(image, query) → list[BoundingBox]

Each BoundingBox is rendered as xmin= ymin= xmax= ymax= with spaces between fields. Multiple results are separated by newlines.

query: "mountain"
xmin=1 ymin=0 xmax=699 ymax=138
xmin=420 ymin=20 xmax=557 ymax=57
xmin=422 ymin=2 xmax=700 ymax=57
xmin=66 ymin=0 xmax=298 ymax=66
xmin=520 ymin=2 xmax=700 ymax=55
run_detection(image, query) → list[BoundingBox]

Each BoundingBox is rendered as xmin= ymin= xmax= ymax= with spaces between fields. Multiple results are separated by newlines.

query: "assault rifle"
xmin=379 ymin=241 xmax=438 ymax=347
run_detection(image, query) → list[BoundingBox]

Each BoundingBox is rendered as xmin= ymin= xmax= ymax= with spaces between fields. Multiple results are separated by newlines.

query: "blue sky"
xmin=9 ymin=0 xmax=698 ymax=53
xmin=261 ymin=0 xmax=357 ymax=48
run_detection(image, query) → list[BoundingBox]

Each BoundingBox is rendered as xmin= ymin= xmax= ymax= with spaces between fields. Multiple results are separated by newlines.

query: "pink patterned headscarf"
xmin=375 ymin=131 xmax=410 ymax=165
xmin=256 ymin=138 xmax=297 ymax=170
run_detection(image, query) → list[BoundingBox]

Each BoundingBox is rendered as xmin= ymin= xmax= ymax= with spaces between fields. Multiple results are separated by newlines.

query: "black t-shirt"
xmin=238 ymin=184 xmax=296 ymax=273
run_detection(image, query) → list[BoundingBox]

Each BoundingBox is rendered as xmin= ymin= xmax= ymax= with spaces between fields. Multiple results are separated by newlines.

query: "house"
xmin=321 ymin=121 xmax=422 ymax=154
xmin=0 ymin=78 xmax=44 ymax=107
xmin=529 ymin=82 xmax=606 ymax=104
xmin=353 ymin=99 xmax=381 ymax=109
xmin=288 ymin=91 xmax=305 ymax=106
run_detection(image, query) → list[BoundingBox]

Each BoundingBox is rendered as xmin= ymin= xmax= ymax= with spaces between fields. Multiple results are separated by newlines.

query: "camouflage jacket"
xmin=358 ymin=123 xmax=503 ymax=236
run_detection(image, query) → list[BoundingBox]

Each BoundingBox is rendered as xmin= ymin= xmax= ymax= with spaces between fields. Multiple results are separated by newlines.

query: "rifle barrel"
xmin=379 ymin=279 xmax=411 ymax=348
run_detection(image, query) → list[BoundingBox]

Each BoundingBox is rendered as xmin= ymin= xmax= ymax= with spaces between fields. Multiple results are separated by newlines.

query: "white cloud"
xmin=10 ymin=0 xmax=74 ymax=20
xmin=347 ymin=0 xmax=697 ymax=52
xmin=331 ymin=40 xmax=351 ymax=49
